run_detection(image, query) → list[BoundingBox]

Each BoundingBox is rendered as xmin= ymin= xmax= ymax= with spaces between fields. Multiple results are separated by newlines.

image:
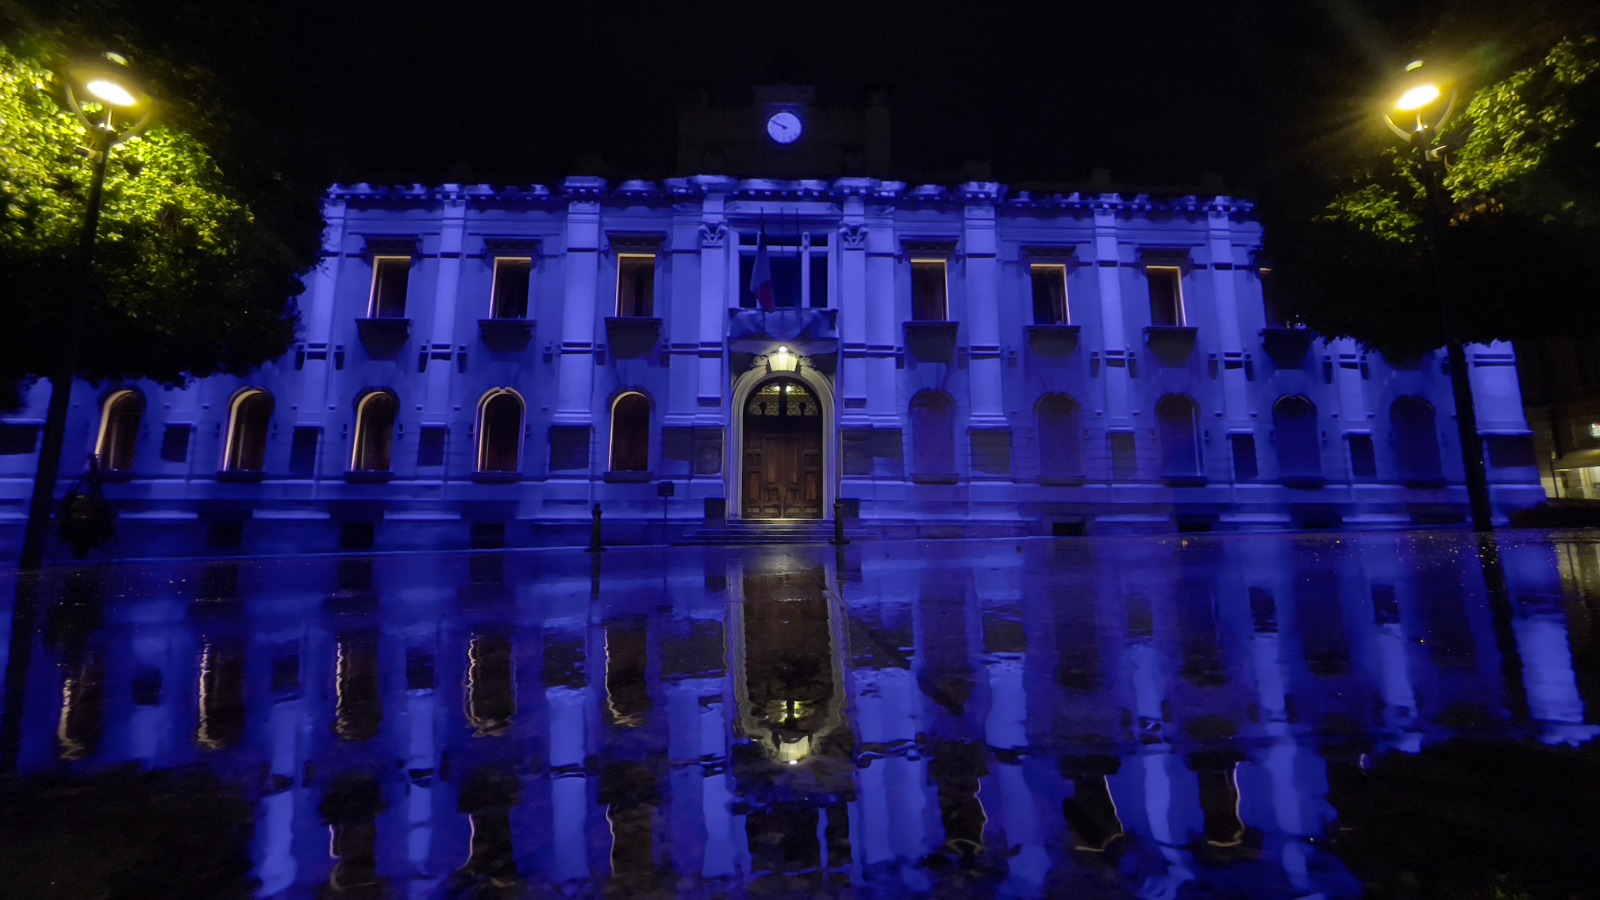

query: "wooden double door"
xmin=742 ymin=378 xmax=823 ymax=519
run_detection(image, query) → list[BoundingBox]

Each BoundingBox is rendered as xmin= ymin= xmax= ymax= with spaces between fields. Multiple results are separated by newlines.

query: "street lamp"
xmin=17 ymin=52 xmax=155 ymax=571
xmin=1383 ymin=59 xmax=1495 ymax=533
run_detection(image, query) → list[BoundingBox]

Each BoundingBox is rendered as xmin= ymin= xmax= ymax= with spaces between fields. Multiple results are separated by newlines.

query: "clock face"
xmin=766 ymin=111 xmax=802 ymax=144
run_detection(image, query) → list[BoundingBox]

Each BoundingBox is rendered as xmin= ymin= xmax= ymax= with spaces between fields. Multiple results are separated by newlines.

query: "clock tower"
xmin=675 ymin=84 xmax=891 ymax=177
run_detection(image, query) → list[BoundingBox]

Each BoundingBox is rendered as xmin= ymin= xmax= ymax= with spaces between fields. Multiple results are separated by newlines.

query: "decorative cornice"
xmin=900 ymin=236 xmax=959 ymax=259
xmin=838 ymin=223 xmax=868 ymax=249
xmin=483 ymin=237 xmax=542 ymax=257
xmin=605 ymin=230 xmax=668 ymax=255
xmin=561 ymin=176 xmax=608 ymax=200
xmin=360 ymin=234 xmax=420 ymax=259
xmin=1020 ymin=244 xmax=1078 ymax=263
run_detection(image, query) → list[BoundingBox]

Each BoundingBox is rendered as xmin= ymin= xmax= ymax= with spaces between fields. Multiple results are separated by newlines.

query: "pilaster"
xmin=1205 ymin=201 xmax=1251 ymax=431
xmin=422 ymin=191 xmax=466 ymax=421
xmin=961 ymin=183 xmax=1006 ymax=429
xmin=864 ymin=188 xmax=901 ymax=427
xmin=1092 ymin=199 xmax=1132 ymax=426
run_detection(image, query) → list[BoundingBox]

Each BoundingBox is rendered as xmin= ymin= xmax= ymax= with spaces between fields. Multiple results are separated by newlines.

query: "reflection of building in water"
xmin=464 ymin=635 xmax=515 ymax=737
xmin=6 ymin=537 xmax=1595 ymax=894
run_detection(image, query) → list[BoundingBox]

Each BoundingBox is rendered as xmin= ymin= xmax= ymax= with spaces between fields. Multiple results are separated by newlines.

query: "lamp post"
xmin=16 ymin=54 xmax=155 ymax=571
xmin=1383 ymin=60 xmax=1495 ymax=533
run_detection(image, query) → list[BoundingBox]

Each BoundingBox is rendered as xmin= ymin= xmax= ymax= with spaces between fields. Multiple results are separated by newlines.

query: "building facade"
xmin=0 ymin=166 xmax=1547 ymax=558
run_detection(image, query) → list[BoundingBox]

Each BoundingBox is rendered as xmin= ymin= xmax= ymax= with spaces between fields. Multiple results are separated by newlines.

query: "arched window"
xmin=1272 ymin=395 xmax=1320 ymax=480
xmin=476 ymin=389 xmax=524 ymax=473
xmin=351 ymin=391 xmax=399 ymax=472
xmin=1391 ymin=396 xmax=1443 ymax=482
xmin=609 ymin=392 xmax=651 ymax=473
xmin=222 ymin=389 xmax=273 ymax=473
xmin=910 ymin=390 xmax=957 ymax=478
xmin=1036 ymin=393 xmax=1083 ymax=479
xmin=96 ymin=389 xmax=144 ymax=472
xmin=1156 ymin=394 xmax=1203 ymax=478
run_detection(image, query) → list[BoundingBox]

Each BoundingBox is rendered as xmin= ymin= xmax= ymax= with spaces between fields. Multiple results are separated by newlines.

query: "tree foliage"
xmin=1263 ymin=23 xmax=1600 ymax=358
xmin=0 ymin=4 xmax=331 ymax=410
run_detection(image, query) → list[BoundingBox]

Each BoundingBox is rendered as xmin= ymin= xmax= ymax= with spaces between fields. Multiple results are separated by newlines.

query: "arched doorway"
xmin=741 ymin=377 xmax=823 ymax=519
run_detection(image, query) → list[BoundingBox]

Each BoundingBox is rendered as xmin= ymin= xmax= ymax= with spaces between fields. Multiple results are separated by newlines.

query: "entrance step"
xmin=675 ymin=520 xmax=862 ymax=546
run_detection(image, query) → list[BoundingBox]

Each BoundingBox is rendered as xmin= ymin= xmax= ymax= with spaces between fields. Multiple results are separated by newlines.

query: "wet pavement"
xmin=1 ymin=530 xmax=1598 ymax=898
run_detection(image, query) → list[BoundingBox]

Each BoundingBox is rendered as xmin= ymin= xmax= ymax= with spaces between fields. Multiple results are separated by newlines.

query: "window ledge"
xmin=911 ymin=474 xmax=961 ymax=485
xmin=604 ymin=470 xmax=653 ymax=483
xmin=1280 ymin=475 xmax=1327 ymax=489
xmin=355 ymin=317 xmax=411 ymax=359
xmin=344 ymin=470 xmax=393 ymax=484
xmin=903 ymin=321 xmax=959 ymax=364
xmin=1025 ymin=324 xmax=1081 ymax=357
xmin=1400 ymin=477 xmax=1449 ymax=489
xmin=216 ymin=470 xmax=266 ymax=483
xmin=1038 ymin=475 xmax=1086 ymax=486
xmin=1260 ymin=327 xmax=1314 ymax=368
xmin=470 ymin=471 xmax=521 ymax=483
xmin=1161 ymin=474 xmax=1208 ymax=487
xmin=478 ymin=318 xmax=535 ymax=352
xmin=97 ymin=470 xmax=136 ymax=483
xmin=1144 ymin=326 xmax=1198 ymax=366
xmin=605 ymin=317 xmax=663 ymax=359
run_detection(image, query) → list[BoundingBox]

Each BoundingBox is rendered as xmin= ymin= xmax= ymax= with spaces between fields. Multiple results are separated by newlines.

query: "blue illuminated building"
xmin=0 ymin=88 xmax=1547 ymax=558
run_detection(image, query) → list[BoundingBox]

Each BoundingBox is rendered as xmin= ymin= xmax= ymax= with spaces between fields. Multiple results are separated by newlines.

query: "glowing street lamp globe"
xmin=1395 ymin=83 xmax=1442 ymax=112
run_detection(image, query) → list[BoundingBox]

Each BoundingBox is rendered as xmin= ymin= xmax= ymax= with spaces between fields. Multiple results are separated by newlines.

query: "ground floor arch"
xmin=728 ymin=366 xmax=837 ymax=521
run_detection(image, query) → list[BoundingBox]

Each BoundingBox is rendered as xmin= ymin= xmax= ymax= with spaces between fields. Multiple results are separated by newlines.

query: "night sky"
xmin=313 ymin=0 xmax=1460 ymax=191
xmin=66 ymin=0 xmax=1561 ymax=193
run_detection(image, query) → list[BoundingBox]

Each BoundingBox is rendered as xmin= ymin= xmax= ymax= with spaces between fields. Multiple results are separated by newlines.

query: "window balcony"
xmin=1260 ymin=327 xmax=1314 ymax=368
xmin=478 ymin=318 xmax=535 ymax=352
xmin=1143 ymin=325 xmax=1198 ymax=366
xmin=604 ymin=316 xmax=663 ymax=359
xmin=903 ymin=320 xmax=959 ymax=364
xmin=355 ymin=317 xmax=411 ymax=359
xmin=1025 ymin=324 xmax=1081 ymax=357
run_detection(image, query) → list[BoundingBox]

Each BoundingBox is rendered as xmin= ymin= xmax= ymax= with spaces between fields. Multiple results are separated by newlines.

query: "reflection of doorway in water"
xmin=735 ymin=564 xmax=841 ymax=763
xmin=742 ymin=378 xmax=823 ymax=519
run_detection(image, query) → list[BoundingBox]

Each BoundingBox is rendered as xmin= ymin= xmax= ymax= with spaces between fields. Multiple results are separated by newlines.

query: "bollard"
xmin=831 ymin=497 xmax=849 ymax=546
xmin=587 ymin=502 xmax=605 ymax=553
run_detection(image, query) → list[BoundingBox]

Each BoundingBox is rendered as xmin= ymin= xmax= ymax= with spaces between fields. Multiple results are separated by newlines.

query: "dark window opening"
xmin=1230 ymin=433 xmax=1259 ymax=481
xmin=1391 ymin=396 xmax=1443 ymax=482
xmin=1348 ymin=434 xmax=1378 ymax=479
xmin=1031 ymin=265 xmax=1069 ymax=324
xmin=1147 ymin=266 xmax=1184 ymax=327
xmin=224 ymin=390 xmax=273 ymax=472
xmin=490 ymin=257 xmax=532 ymax=319
xmin=0 ymin=423 xmax=40 ymax=455
xmin=1110 ymin=431 xmax=1138 ymax=480
xmin=417 ymin=425 xmax=447 ymax=468
xmin=610 ymin=393 xmax=651 ymax=472
xmin=1156 ymin=394 xmax=1203 ymax=477
xmin=289 ymin=426 xmax=321 ymax=477
xmin=207 ymin=520 xmax=244 ymax=548
xmin=369 ymin=257 xmax=411 ymax=318
xmin=160 ymin=424 xmax=192 ymax=463
xmin=478 ymin=392 xmax=523 ymax=473
xmin=98 ymin=390 xmax=144 ymax=472
xmin=339 ymin=521 xmax=376 ymax=550
xmin=617 ymin=255 xmax=656 ymax=317
xmin=1273 ymin=396 xmax=1320 ymax=479
xmin=352 ymin=392 xmax=399 ymax=472
xmin=1036 ymin=393 xmax=1083 ymax=478
xmin=911 ymin=260 xmax=948 ymax=321
xmin=910 ymin=390 xmax=957 ymax=477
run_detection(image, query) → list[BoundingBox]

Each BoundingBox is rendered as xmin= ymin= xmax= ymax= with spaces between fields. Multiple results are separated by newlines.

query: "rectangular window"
xmin=160 ymin=424 xmax=192 ymax=463
xmin=616 ymin=255 xmax=656 ymax=317
xmin=369 ymin=257 xmax=411 ymax=318
xmin=288 ymin=426 xmax=321 ymax=477
xmin=1347 ymin=433 xmax=1377 ymax=479
xmin=1230 ymin=433 xmax=1258 ymax=480
xmin=1030 ymin=264 xmax=1069 ymax=324
xmin=911 ymin=259 xmax=948 ymax=321
xmin=490 ymin=257 xmax=532 ymax=319
xmin=737 ymin=231 xmax=829 ymax=309
xmin=1147 ymin=266 xmax=1184 ymax=327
